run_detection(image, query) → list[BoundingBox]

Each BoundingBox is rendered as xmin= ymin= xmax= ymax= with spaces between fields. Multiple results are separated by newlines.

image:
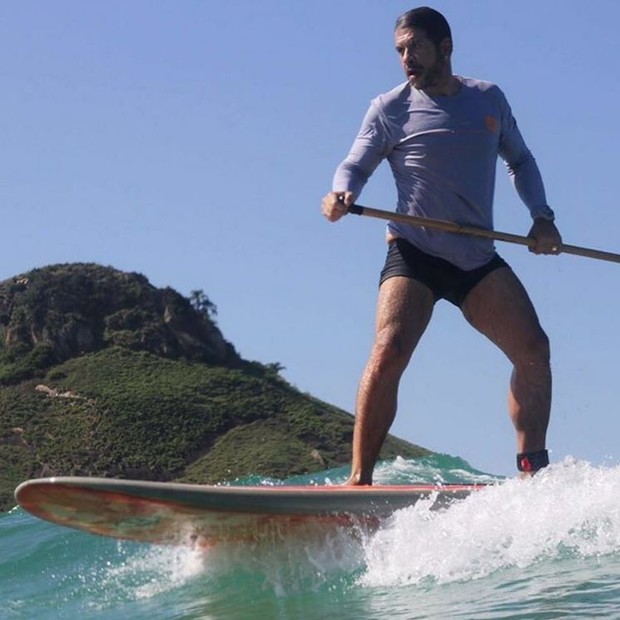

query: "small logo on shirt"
xmin=485 ymin=116 xmax=499 ymax=133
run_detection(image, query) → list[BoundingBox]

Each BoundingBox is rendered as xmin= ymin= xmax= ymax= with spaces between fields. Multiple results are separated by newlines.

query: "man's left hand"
xmin=528 ymin=218 xmax=563 ymax=255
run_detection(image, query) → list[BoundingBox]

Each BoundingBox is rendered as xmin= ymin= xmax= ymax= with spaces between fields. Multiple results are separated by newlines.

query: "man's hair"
xmin=395 ymin=7 xmax=452 ymax=49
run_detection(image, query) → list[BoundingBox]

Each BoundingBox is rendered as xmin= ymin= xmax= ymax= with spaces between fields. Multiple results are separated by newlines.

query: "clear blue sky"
xmin=2 ymin=1 xmax=618 ymax=476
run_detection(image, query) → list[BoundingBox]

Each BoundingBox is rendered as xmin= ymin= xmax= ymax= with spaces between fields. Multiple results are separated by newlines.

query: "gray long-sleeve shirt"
xmin=333 ymin=76 xmax=554 ymax=270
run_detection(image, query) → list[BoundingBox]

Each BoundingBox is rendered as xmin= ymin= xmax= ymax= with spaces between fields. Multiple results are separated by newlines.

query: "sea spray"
xmin=192 ymin=521 xmax=368 ymax=597
xmin=360 ymin=458 xmax=620 ymax=587
xmin=99 ymin=544 xmax=205 ymax=600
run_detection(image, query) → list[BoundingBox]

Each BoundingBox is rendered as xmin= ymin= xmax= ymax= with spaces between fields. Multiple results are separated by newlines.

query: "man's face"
xmin=394 ymin=27 xmax=447 ymax=91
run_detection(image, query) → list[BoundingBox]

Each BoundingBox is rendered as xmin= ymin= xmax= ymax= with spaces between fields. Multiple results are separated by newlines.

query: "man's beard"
xmin=410 ymin=57 xmax=446 ymax=91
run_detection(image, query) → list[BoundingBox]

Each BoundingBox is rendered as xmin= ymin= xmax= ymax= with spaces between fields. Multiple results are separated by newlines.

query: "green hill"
xmin=0 ymin=263 xmax=430 ymax=511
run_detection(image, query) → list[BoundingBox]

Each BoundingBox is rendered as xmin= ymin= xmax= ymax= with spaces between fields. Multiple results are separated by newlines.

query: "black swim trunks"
xmin=379 ymin=238 xmax=510 ymax=307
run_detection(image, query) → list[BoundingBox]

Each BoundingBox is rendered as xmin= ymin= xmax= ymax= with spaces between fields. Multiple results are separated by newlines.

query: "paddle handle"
xmin=348 ymin=204 xmax=620 ymax=264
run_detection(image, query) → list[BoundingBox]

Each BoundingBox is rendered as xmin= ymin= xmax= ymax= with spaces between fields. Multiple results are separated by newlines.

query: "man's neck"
xmin=423 ymin=74 xmax=460 ymax=97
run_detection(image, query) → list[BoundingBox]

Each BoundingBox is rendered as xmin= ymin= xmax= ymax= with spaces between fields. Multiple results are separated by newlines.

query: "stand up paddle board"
xmin=14 ymin=477 xmax=484 ymax=546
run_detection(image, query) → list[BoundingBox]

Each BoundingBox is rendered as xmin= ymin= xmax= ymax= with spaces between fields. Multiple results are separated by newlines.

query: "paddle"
xmin=347 ymin=204 xmax=620 ymax=264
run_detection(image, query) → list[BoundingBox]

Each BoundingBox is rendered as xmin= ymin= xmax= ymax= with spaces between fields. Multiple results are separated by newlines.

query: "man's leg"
xmin=346 ymin=276 xmax=435 ymax=485
xmin=461 ymin=267 xmax=551 ymax=462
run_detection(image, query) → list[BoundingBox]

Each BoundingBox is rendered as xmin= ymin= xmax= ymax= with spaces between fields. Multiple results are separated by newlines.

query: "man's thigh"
xmin=460 ymin=267 xmax=547 ymax=361
xmin=373 ymin=276 xmax=435 ymax=360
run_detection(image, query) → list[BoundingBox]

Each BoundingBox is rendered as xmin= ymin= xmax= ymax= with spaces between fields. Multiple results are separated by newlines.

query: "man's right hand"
xmin=321 ymin=191 xmax=354 ymax=222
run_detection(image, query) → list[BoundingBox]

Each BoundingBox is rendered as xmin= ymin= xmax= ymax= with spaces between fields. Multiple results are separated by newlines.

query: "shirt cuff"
xmin=532 ymin=205 xmax=555 ymax=221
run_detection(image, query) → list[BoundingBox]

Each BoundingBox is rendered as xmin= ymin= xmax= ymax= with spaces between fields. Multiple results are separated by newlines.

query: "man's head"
xmin=395 ymin=7 xmax=452 ymax=51
xmin=394 ymin=7 xmax=454 ymax=93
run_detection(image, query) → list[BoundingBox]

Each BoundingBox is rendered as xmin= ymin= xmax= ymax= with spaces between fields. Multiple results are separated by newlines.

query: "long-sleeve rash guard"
xmin=333 ymin=77 xmax=554 ymax=270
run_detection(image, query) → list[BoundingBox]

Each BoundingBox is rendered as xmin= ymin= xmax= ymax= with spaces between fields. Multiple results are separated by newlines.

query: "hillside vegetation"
xmin=0 ymin=263 xmax=430 ymax=511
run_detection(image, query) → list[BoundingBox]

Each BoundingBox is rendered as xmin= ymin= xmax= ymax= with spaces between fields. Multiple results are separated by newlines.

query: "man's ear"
xmin=440 ymin=37 xmax=453 ymax=59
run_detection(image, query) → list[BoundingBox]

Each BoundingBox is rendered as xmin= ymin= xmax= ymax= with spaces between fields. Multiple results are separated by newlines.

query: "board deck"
xmin=15 ymin=477 xmax=484 ymax=546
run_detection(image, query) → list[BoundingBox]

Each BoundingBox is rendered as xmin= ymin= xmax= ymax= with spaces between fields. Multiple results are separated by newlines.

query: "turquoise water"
xmin=3 ymin=456 xmax=620 ymax=619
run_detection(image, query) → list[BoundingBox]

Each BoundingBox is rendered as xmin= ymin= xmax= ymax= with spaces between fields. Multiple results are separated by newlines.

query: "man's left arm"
xmin=497 ymin=89 xmax=563 ymax=254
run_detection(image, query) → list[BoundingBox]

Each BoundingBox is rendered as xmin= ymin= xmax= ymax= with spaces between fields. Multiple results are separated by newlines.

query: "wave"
xmin=4 ymin=456 xmax=620 ymax=619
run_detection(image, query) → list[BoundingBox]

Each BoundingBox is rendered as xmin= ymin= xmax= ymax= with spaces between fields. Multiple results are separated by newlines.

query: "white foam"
xmin=360 ymin=458 xmax=620 ymax=587
xmin=99 ymin=543 xmax=206 ymax=600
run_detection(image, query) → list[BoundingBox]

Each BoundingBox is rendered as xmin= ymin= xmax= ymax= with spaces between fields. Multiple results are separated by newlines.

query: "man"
xmin=321 ymin=6 xmax=562 ymax=484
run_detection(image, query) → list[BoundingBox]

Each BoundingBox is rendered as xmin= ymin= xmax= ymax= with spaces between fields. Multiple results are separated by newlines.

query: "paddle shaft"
xmin=348 ymin=204 xmax=620 ymax=264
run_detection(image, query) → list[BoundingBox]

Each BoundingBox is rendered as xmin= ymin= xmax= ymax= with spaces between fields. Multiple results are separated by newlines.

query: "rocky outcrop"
xmin=0 ymin=263 xmax=240 ymax=373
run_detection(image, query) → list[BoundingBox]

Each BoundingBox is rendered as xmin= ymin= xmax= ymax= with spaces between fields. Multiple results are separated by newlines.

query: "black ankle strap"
xmin=517 ymin=449 xmax=549 ymax=472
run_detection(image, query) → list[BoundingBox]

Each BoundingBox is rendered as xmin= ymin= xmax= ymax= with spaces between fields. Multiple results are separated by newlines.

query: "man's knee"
xmin=517 ymin=327 xmax=550 ymax=367
xmin=369 ymin=328 xmax=413 ymax=375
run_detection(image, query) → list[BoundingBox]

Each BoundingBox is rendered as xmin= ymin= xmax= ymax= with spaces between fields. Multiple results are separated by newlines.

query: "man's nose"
xmin=402 ymin=49 xmax=416 ymax=64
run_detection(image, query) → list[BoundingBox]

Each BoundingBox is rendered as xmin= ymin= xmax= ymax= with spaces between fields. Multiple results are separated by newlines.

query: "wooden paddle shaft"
xmin=348 ymin=204 xmax=620 ymax=264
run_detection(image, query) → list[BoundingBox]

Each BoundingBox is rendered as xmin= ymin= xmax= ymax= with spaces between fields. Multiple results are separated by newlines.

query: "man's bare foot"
xmin=343 ymin=472 xmax=372 ymax=486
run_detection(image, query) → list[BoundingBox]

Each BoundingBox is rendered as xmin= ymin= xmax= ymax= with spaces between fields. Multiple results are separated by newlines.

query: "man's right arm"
xmin=322 ymin=102 xmax=390 ymax=223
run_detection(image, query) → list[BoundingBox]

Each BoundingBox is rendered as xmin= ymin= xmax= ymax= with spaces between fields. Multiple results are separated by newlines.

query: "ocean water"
xmin=3 ymin=455 xmax=620 ymax=619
